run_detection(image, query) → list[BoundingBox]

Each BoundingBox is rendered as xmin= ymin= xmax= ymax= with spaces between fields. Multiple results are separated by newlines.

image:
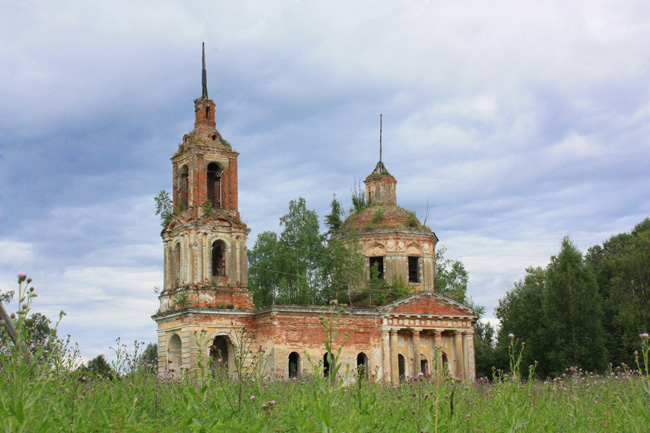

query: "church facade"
xmin=152 ymin=51 xmax=478 ymax=382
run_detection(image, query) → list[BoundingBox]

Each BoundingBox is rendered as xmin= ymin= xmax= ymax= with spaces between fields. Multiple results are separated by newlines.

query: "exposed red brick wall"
xmin=389 ymin=297 xmax=469 ymax=315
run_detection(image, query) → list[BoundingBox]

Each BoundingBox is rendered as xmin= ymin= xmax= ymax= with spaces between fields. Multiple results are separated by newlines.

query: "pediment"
xmin=379 ymin=292 xmax=477 ymax=317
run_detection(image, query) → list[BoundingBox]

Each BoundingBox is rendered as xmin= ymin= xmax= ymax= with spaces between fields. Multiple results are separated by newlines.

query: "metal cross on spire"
xmin=202 ymin=42 xmax=208 ymax=99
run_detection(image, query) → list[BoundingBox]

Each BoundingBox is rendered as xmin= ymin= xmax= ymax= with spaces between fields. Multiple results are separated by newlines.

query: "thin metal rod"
xmin=202 ymin=42 xmax=208 ymax=99
xmin=379 ymin=114 xmax=383 ymax=163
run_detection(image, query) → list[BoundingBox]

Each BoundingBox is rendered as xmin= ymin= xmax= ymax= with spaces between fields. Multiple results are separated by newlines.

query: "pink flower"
xmin=639 ymin=333 xmax=649 ymax=339
xmin=418 ymin=372 xmax=424 ymax=378
xmin=250 ymin=395 xmax=256 ymax=401
xmin=508 ymin=333 xmax=515 ymax=339
xmin=17 ymin=272 xmax=26 ymax=283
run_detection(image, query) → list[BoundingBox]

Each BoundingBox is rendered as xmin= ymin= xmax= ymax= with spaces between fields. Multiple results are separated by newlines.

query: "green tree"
xmin=277 ymin=198 xmax=326 ymax=305
xmin=320 ymin=234 xmax=366 ymax=305
xmin=137 ymin=343 xmax=158 ymax=373
xmin=248 ymin=231 xmax=281 ymax=307
xmin=495 ymin=266 xmax=549 ymax=376
xmin=543 ymin=237 xmax=607 ymax=375
xmin=324 ymin=194 xmax=344 ymax=236
xmin=87 ymin=354 xmax=113 ymax=378
xmin=587 ymin=218 xmax=650 ymax=366
xmin=434 ymin=246 xmax=469 ymax=303
xmin=474 ymin=319 xmax=498 ymax=379
xmin=154 ymin=190 xmax=173 ymax=227
xmin=350 ymin=180 xmax=366 ymax=213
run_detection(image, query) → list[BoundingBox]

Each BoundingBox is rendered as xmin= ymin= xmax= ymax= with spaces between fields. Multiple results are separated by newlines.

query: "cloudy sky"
xmin=1 ymin=0 xmax=649 ymax=361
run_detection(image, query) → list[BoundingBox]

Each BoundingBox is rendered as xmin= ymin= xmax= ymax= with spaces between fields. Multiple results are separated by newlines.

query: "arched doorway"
xmin=288 ymin=352 xmax=300 ymax=378
xmin=168 ymin=334 xmax=182 ymax=374
xmin=323 ymin=353 xmax=332 ymax=378
xmin=420 ymin=354 xmax=429 ymax=377
xmin=398 ymin=354 xmax=406 ymax=379
xmin=356 ymin=352 xmax=368 ymax=379
xmin=210 ymin=335 xmax=232 ymax=372
xmin=442 ymin=352 xmax=449 ymax=373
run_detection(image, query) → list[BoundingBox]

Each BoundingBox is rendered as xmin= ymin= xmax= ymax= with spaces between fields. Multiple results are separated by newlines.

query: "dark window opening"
xmin=289 ymin=352 xmax=300 ymax=378
xmin=442 ymin=353 xmax=449 ymax=371
xmin=398 ymin=354 xmax=406 ymax=379
xmin=168 ymin=334 xmax=182 ymax=373
xmin=357 ymin=352 xmax=368 ymax=379
xmin=179 ymin=165 xmax=189 ymax=210
xmin=212 ymin=134 xmax=217 ymax=140
xmin=323 ymin=353 xmax=331 ymax=378
xmin=212 ymin=241 xmax=226 ymax=277
xmin=210 ymin=336 xmax=230 ymax=371
xmin=207 ymin=162 xmax=223 ymax=208
xmin=205 ymin=106 xmax=211 ymax=118
xmin=408 ymin=256 xmax=419 ymax=283
xmin=420 ymin=358 xmax=428 ymax=377
xmin=369 ymin=256 xmax=384 ymax=280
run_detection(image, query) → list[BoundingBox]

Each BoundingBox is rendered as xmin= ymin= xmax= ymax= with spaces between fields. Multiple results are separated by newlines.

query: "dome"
xmin=342 ymin=204 xmax=429 ymax=233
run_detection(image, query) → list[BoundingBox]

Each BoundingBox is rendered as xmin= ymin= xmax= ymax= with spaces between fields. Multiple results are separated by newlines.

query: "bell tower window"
xmin=207 ymin=162 xmax=223 ymax=208
xmin=212 ymin=240 xmax=226 ymax=277
xmin=179 ymin=165 xmax=189 ymax=210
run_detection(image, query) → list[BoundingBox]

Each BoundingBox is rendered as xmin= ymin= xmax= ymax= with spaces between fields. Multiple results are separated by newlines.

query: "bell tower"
xmin=156 ymin=43 xmax=253 ymax=316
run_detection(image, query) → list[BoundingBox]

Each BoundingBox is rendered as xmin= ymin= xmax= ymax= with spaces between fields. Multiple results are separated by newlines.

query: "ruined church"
xmin=152 ymin=48 xmax=478 ymax=382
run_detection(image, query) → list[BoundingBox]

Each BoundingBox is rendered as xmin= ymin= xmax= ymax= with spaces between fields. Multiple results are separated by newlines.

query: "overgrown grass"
xmin=2 ymin=276 xmax=650 ymax=432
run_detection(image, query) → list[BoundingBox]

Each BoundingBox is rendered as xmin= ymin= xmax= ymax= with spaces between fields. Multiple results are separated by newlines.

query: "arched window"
xmin=398 ymin=354 xmax=406 ymax=379
xmin=168 ymin=334 xmax=182 ymax=374
xmin=179 ymin=165 xmax=189 ymax=210
xmin=356 ymin=352 xmax=368 ymax=379
xmin=442 ymin=352 xmax=449 ymax=372
xmin=323 ymin=353 xmax=331 ymax=378
xmin=173 ymin=243 xmax=181 ymax=285
xmin=288 ymin=352 xmax=300 ymax=378
xmin=207 ymin=162 xmax=223 ymax=208
xmin=211 ymin=240 xmax=226 ymax=277
xmin=210 ymin=335 xmax=231 ymax=372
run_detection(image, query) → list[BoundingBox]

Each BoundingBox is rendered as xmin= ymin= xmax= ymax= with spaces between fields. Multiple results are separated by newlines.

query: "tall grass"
xmin=2 ymin=276 xmax=650 ymax=432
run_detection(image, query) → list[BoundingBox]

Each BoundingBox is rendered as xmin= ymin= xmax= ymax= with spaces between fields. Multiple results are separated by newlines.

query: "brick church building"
xmin=152 ymin=49 xmax=478 ymax=382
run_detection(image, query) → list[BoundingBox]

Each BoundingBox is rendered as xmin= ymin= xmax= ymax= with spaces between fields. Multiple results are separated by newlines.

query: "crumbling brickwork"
xmin=153 ymin=59 xmax=477 ymax=382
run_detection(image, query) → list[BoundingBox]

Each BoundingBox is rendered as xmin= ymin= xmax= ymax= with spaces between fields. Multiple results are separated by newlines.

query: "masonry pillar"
xmin=433 ymin=329 xmax=443 ymax=383
xmin=464 ymin=330 xmax=476 ymax=381
xmin=381 ymin=329 xmax=390 ymax=383
xmin=454 ymin=331 xmax=464 ymax=379
xmin=412 ymin=329 xmax=421 ymax=376
xmin=390 ymin=329 xmax=399 ymax=383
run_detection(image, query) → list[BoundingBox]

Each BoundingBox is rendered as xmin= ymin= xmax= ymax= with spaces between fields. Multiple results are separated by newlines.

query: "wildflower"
xmin=269 ymin=400 xmax=276 ymax=406
xmin=640 ymin=333 xmax=649 ymax=339
xmin=81 ymin=376 xmax=87 ymax=382
xmin=250 ymin=395 xmax=256 ymax=401
xmin=418 ymin=372 xmax=424 ymax=378
xmin=17 ymin=272 xmax=26 ymax=283
xmin=508 ymin=333 xmax=515 ymax=339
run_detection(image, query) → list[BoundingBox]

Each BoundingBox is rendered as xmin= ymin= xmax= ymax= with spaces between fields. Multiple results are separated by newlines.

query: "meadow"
xmin=2 ymin=276 xmax=650 ymax=432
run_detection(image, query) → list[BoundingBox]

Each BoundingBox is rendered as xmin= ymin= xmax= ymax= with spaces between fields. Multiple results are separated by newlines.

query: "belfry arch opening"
xmin=179 ymin=165 xmax=189 ymax=210
xmin=173 ymin=243 xmax=181 ymax=284
xmin=210 ymin=335 xmax=232 ymax=372
xmin=207 ymin=162 xmax=223 ymax=209
xmin=211 ymin=240 xmax=226 ymax=277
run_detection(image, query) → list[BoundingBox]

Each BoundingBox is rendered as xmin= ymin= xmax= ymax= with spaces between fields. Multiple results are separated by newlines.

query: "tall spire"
xmin=202 ymin=42 xmax=208 ymax=99
xmin=379 ymin=113 xmax=383 ymax=163
xmin=371 ymin=114 xmax=389 ymax=175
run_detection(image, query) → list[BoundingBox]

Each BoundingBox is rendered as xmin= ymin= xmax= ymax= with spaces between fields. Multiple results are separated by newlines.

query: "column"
xmin=381 ymin=329 xmax=390 ymax=383
xmin=390 ymin=329 xmax=399 ymax=383
xmin=454 ymin=331 xmax=464 ymax=379
xmin=433 ymin=329 xmax=443 ymax=382
xmin=464 ymin=330 xmax=476 ymax=381
xmin=412 ymin=329 xmax=421 ymax=376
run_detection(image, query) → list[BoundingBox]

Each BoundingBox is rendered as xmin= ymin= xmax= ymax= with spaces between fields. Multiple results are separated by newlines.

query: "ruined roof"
xmin=342 ymin=204 xmax=430 ymax=234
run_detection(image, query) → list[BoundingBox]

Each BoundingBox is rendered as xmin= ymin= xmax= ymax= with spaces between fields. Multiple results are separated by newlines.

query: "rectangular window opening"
xmin=369 ymin=256 xmax=384 ymax=280
xmin=408 ymin=256 xmax=419 ymax=283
